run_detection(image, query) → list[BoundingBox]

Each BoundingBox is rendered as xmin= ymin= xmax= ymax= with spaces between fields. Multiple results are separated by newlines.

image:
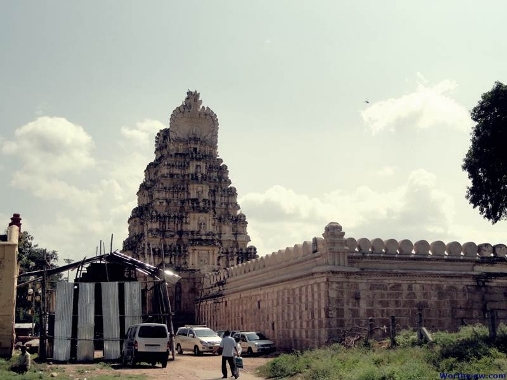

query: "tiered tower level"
xmin=123 ymin=91 xmax=257 ymax=274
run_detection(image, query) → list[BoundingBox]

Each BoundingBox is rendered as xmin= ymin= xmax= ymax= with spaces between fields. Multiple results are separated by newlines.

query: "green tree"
xmin=18 ymin=231 xmax=59 ymax=273
xmin=462 ymin=81 xmax=507 ymax=223
xmin=16 ymin=231 xmax=60 ymax=324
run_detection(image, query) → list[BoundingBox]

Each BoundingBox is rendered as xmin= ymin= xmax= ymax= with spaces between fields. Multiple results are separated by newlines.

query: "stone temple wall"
xmin=197 ymin=222 xmax=507 ymax=351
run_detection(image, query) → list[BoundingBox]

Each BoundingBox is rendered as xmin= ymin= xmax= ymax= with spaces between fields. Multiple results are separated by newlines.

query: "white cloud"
xmin=376 ymin=166 xmax=397 ymax=176
xmin=393 ymin=169 xmax=454 ymax=234
xmin=120 ymin=119 xmax=166 ymax=149
xmin=361 ymin=76 xmax=473 ymax=134
xmin=1 ymin=117 xmax=161 ymax=262
xmin=11 ymin=174 xmax=97 ymax=202
xmin=240 ymin=169 xmax=456 ymax=255
xmin=1 ymin=140 xmax=17 ymax=155
xmin=0 ymin=114 xmax=485 ymax=262
xmin=2 ymin=117 xmax=95 ymax=175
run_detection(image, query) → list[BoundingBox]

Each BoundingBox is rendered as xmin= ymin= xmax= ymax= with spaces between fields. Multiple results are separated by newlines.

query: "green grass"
xmin=0 ymin=354 xmax=147 ymax=380
xmin=256 ymin=324 xmax=507 ymax=380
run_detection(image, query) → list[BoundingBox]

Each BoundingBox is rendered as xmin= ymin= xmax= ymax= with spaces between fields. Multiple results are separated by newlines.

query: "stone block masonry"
xmin=0 ymin=214 xmax=21 ymax=358
xmin=198 ymin=222 xmax=507 ymax=351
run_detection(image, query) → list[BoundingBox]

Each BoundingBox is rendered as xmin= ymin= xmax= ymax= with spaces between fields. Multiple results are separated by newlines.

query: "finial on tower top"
xmin=9 ymin=213 xmax=22 ymax=229
xmin=183 ymin=90 xmax=202 ymax=112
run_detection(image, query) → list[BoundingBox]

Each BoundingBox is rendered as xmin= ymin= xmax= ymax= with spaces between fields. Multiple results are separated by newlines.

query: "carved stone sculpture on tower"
xmin=123 ymin=91 xmax=257 ymax=274
xmin=123 ymin=91 xmax=257 ymax=325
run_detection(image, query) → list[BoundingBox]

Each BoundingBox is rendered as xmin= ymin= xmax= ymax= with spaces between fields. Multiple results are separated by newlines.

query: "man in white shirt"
xmin=219 ymin=330 xmax=239 ymax=379
xmin=10 ymin=345 xmax=31 ymax=373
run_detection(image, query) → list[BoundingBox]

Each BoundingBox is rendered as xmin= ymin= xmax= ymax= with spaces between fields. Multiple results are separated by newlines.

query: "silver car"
xmin=233 ymin=331 xmax=276 ymax=356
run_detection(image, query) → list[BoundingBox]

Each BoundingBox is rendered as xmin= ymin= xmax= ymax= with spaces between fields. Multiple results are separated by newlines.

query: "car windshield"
xmin=194 ymin=328 xmax=217 ymax=337
xmin=246 ymin=332 xmax=268 ymax=341
xmin=138 ymin=325 xmax=167 ymax=338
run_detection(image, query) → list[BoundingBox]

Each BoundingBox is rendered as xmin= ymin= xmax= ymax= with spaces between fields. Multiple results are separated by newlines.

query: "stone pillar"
xmin=322 ymin=222 xmax=347 ymax=266
xmin=0 ymin=213 xmax=21 ymax=358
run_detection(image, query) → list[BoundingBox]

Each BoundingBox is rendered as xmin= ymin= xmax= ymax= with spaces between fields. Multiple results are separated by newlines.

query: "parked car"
xmin=216 ymin=329 xmax=240 ymax=338
xmin=175 ymin=325 xmax=221 ymax=355
xmin=232 ymin=331 xmax=276 ymax=356
xmin=121 ymin=323 xmax=169 ymax=368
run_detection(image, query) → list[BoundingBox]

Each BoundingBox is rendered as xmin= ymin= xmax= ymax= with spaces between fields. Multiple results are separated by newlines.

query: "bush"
xmin=494 ymin=323 xmax=507 ymax=352
xmin=428 ymin=324 xmax=493 ymax=370
xmin=258 ymin=351 xmax=310 ymax=378
xmin=258 ymin=325 xmax=507 ymax=380
xmin=393 ymin=329 xmax=418 ymax=348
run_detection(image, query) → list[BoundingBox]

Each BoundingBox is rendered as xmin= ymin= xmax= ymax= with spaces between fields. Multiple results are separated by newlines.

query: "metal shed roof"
xmin=18 ymin=250 xmax=181 ymax=285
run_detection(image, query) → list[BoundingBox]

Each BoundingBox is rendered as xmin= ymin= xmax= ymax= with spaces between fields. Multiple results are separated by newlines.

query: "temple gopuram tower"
xmin=123 ymin=91 xmax=257 ymax=324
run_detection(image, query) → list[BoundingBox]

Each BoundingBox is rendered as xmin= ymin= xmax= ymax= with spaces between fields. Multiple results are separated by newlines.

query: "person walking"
xmin=219 ymin=330 xmax=239 ymax=379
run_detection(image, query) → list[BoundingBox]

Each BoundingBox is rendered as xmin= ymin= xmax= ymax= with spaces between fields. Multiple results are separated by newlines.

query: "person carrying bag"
xmin=233 ymin=336 xmax=243 ymax=377
xmin=219 ymin=330 xmax=239 ymax=379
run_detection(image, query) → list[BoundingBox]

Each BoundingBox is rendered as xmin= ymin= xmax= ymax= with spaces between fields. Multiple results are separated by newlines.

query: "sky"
xmin=1 ymin=1 xmax=506 ymax=265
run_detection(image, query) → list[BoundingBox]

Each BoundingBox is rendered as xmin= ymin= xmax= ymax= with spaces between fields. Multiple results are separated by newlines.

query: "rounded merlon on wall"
xmin=446 ymin=241 xmax=462 ymax=257
xmin=430 ymin=241 xmax=446 ymax=256
xmin=357 ymin=238 xmax=372 ymax=254
xmin=414 ymin=240 xmax=430 ymax=256
xmin=462 ymin=242 xmax=478 ymax=258
xmin=398 ymin=239 xmax=413 ymax=255
xmin=384 ymin=239 xmax=398 ymax=254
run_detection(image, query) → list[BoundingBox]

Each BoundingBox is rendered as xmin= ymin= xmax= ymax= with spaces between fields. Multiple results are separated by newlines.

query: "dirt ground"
xmin=52 ymin=352 xmax=273 ymax=380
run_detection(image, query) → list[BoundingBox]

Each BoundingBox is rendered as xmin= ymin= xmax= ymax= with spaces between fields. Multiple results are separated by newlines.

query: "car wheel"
xmin=247 ymin=347 xmax=253 ymax=356
xmin=161 ymin=359 xmax=168 ymax=368
xmin=193 ymin=346 xmax=201 ymax=356
xmin=176 ymin=344 xmax=183 ymax=355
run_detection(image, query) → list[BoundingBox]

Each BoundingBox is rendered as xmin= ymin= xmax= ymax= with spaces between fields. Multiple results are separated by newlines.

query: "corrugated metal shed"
xmin=18 ymin=250 xmax=181 ymax=363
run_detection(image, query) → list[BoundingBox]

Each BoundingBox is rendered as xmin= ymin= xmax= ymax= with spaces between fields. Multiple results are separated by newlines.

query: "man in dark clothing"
xmin=219 ymin=330 xmax=239 ymax=379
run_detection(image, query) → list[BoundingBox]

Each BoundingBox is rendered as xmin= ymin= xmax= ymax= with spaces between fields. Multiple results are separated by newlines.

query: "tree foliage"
xmin=18 ymin=231 xmax=59 ymax=274
xmin=16 ymin=231 xmax=60 ymax=324
xmin=462 ymin=81 xmax=507 ymax=223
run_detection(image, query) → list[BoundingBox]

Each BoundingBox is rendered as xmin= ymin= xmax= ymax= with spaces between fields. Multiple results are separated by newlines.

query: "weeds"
xmin=258 ymin=324 xmax=507 ymax=380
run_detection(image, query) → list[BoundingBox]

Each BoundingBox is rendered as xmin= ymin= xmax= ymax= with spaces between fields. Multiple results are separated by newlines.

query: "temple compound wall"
xmin=198 ymin=222 xmax=507 ymax=352
xmin=0 ymin=214 xmax=21 ymax=358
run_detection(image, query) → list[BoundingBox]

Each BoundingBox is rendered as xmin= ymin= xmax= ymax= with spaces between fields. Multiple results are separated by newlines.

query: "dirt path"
xmin=54 ymin=353 xmax=272 ymax=380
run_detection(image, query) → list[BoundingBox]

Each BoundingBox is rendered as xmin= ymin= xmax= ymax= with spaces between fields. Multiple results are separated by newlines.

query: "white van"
xmin=121 ymin=323 xmax=169 ymax=367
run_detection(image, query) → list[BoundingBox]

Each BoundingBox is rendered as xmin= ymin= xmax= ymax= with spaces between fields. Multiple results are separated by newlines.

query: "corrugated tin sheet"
xmin=53 ymin=282 xmax=74 ymax=361
xmin=124 ymin=282 xmax=142 ymax=329
xmin=77 ymin=283 xmax=95 ymax=361
xmin=101 ymin=282 xmax=121 ymax=359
